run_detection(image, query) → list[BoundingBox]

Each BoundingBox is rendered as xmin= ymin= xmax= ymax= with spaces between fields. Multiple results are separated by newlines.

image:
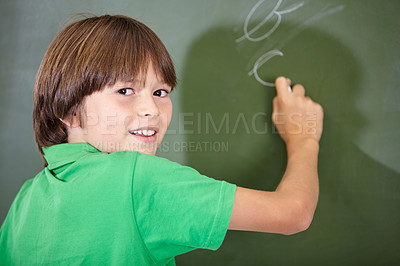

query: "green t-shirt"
xmin=0 ymin=143 xmax=236 ymax=265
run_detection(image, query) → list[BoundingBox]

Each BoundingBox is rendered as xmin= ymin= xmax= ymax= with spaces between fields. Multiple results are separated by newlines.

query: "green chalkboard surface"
xmin=1 ymin=0 xmax=399 ymax=265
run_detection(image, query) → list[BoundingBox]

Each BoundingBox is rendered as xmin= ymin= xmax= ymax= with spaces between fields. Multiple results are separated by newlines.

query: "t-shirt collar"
xmin=43 ymin=143 xmax=102 ymax=170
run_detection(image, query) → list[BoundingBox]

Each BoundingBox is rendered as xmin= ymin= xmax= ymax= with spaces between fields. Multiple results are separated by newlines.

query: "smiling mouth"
xmin=128 ymin=128 xmax=158 ymax=143
xmin=130 ymin=129 xmax=156 ymax=137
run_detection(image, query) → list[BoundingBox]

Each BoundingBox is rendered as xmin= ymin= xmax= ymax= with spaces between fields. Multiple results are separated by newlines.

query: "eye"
xmin=153 ymin=89 xmax=169 ymax=97
xmin=117 ymin=88 xmax=134 ymax=95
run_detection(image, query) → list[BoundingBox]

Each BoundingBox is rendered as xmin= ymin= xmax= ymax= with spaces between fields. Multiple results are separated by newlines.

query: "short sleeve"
xmin=131 ymin=153 xmax=236 ymax=261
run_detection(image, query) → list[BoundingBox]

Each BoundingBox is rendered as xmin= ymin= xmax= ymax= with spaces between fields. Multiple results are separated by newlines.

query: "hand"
xmin=272 ymin=77 xmax=323 ymax=146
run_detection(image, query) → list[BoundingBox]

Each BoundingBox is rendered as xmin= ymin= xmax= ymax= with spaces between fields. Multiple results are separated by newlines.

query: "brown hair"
xmin=33 ymin=14 xmax=176 ymax=158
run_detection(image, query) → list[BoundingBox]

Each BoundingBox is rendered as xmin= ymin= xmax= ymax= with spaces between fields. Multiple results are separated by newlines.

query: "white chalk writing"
xmin=248 ymin=50 xmax=284 ymax=87
xmin=237 ymin=0 xmax=345 ymax=87
xmin=236 ymin=0 xmax=304 ymax=43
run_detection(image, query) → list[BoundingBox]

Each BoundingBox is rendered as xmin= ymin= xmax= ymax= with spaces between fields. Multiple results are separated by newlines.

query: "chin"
xmin=137 ymin=150 xmax=156 ymax=155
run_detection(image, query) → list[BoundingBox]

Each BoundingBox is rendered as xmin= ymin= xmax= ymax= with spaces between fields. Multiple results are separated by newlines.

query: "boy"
xmin=0 ymin=15 xmax=323 ymax=265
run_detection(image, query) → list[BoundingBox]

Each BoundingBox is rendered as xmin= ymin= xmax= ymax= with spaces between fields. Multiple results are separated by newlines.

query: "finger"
xmin=292 ymin=84 xmax=305 ymax=97
xmin=275 ymin=76 xmax=291 ymax=97
xmin=286 ymin=78 xmax=293 ymax=93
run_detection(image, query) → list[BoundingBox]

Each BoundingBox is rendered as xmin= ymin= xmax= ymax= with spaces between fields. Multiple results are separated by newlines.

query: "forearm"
xmin=229 ymin=140 xmax=320 ymax=234
xmin=276 ymin=139 xmax=320 ymax=222
xmin=228 ymin=77 xmax=323 ymax=235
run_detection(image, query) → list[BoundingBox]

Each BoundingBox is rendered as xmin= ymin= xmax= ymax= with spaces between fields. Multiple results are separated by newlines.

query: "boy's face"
xmin=70 ymin=64 xmax=172 ymax=155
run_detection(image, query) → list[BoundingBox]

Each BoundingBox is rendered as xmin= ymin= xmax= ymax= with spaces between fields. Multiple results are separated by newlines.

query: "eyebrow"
xmin=111 ymin=79 xmax=170 ymax=89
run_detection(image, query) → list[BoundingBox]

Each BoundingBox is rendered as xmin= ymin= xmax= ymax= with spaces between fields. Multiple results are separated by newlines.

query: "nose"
xmin=136 ymin=94 xmax=160 ymax=118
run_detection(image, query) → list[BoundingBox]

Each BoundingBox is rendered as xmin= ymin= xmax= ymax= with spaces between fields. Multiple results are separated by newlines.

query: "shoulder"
xmin=78 ymin=150 xmax=140 ymax=171
xmin=133 ymin=152 xmax=205 ymax=182
xmin=83 ymin=151 xmax=195 ymax=183
xmin=99 ymin=151 xmax=184 ymax=174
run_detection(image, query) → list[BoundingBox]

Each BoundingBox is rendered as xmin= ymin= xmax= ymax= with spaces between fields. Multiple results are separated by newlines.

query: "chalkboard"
xmin=1 ymin=0 xmax=399 ymax=265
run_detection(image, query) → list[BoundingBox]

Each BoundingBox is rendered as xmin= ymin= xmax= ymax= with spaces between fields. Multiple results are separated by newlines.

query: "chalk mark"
xmin=248 ymin=50 xmax=284 ymax=87
xmin=275 ymin=5 xmax=346 ymax=50
xmin=236 ymin=0 xmax=304 ymax=43
xmin=236 ymin=1 xmax=346 ymax=87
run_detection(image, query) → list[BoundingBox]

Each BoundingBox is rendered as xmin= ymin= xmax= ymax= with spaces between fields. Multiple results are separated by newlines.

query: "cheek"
xmin=83 ymin=97 xmax=101 ymax=128
xmin=84 ymin=101 xmax=119 ymax=133
xmin=84 ymin=105 xmax=104 ymax=131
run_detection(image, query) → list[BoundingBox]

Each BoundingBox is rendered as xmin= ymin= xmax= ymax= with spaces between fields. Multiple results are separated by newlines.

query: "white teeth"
xmin=131 ymin=129 xmax=156 ymax=136
xmin=144 ymin=130 xmax=155 ymax=136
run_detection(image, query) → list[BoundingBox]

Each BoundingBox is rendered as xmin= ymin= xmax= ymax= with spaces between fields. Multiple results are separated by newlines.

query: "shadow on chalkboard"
xmin=178 ymin=20 xmax=366 ymax=189
xmin=176 ymin=22 xmax=400 ymax=265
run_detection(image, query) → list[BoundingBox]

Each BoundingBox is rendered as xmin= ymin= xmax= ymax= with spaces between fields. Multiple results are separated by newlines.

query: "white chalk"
xmin=288 ymin=86 xmax=292 ymax=93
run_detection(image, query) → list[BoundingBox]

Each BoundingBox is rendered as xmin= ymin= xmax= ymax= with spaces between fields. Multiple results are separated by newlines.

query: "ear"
xmin=59 ymin=113 xmax=81 ymax=128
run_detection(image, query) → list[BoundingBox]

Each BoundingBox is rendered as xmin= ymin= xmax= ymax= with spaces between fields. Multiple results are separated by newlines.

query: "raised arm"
xmin=228 ymin=77 xmax=323 ymax=235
